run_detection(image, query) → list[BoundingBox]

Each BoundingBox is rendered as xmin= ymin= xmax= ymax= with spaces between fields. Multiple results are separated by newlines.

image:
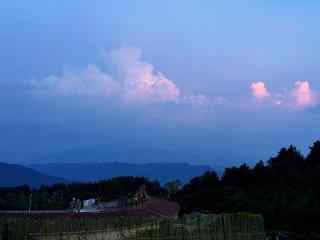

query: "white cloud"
xmin=31 ymin=65 xmax=121 ymax=97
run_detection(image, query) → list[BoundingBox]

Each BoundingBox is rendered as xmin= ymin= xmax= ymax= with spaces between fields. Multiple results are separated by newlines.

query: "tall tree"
xmin=306 ymin=141 xmax=320 ymax=167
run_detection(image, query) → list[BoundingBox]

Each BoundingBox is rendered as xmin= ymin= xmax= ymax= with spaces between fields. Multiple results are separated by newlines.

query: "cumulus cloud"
xmin=109 ymin=47 xmax=181 ymax=104
xmin=32 ymin=47 xmax=208 ymax=107
xmin=292 ymin=81 xmax=315 ymax=108
xmin=31 ymin=47 xmax=320 ymax=112
xmin=250 ymin=81 xmax=270 ymax=99
xmin=250 ymin=80 xmax=318 ymax=109
xmin=31 ymin=65 xmax=121 ymax=97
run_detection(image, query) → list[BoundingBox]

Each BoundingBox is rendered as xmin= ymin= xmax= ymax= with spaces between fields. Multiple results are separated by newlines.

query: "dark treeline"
xmin=174 ymin=140 xmax=320 ymax=233
xmin=0 ymin=177 xmax=164 ymax=210
xmin=1 ymin=141 xmax=320 ymax=233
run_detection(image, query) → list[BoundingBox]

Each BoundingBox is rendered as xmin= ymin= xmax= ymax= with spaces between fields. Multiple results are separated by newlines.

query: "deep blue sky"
xmin=1 ymin=1 xmax=320 ymax=166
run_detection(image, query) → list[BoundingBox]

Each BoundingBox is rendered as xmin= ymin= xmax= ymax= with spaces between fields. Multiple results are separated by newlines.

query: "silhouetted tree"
xmin=268 ymin=145 xmax=305 ymax=170
xmin=306 ymin=141 xmax=320 ymax=167
xmin=175 ymin=140 xmax=320 ymax=233
xmin=222 ymin=164 xmax=253 ymax=190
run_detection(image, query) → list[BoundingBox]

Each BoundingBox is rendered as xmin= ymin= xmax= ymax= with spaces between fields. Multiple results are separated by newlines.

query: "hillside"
xmin=0 ymin=162 xmax=65 ymax=187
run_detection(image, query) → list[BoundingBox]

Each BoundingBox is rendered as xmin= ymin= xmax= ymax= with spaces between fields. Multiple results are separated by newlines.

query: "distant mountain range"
xmin=0 ymin=162 xmax=65 ymax=187
xmin=26 ymin=146 xmax=219 ymax=184
xmin=26 ymin=146 xmax=207 ymax=165
xmin=30 ymin=162 xmax=213 ymax=184
xmin=0 ymin=146 xmax=220 ymax=187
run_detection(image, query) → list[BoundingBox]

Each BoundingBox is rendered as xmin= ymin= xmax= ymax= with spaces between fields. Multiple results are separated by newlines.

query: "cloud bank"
xmin=30 ymin=46 xmax=319 ymax=113
xmin=31 ymin=47 xmax=208 ymax=107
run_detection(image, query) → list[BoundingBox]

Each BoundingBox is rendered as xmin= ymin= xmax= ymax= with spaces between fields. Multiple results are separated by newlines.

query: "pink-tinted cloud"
xmin=32 ymin=47 xmax=210 ymax=107
xmin=32 ymin=47 xmax=319 ymax=112
xmin=250 ymin=82 xmax=270 ymax=99
xmin=249 ymin=80 xmax=318 ymax=109
xmin=292 ymin=81 xmax=315 ymax=108
xmin=109 ymin=47 xmax=181 ymax=104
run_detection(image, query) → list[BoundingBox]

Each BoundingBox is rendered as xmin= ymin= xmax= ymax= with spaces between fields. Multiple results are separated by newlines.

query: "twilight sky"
xmin=1 ymin=1 xmax=320 ymax=166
